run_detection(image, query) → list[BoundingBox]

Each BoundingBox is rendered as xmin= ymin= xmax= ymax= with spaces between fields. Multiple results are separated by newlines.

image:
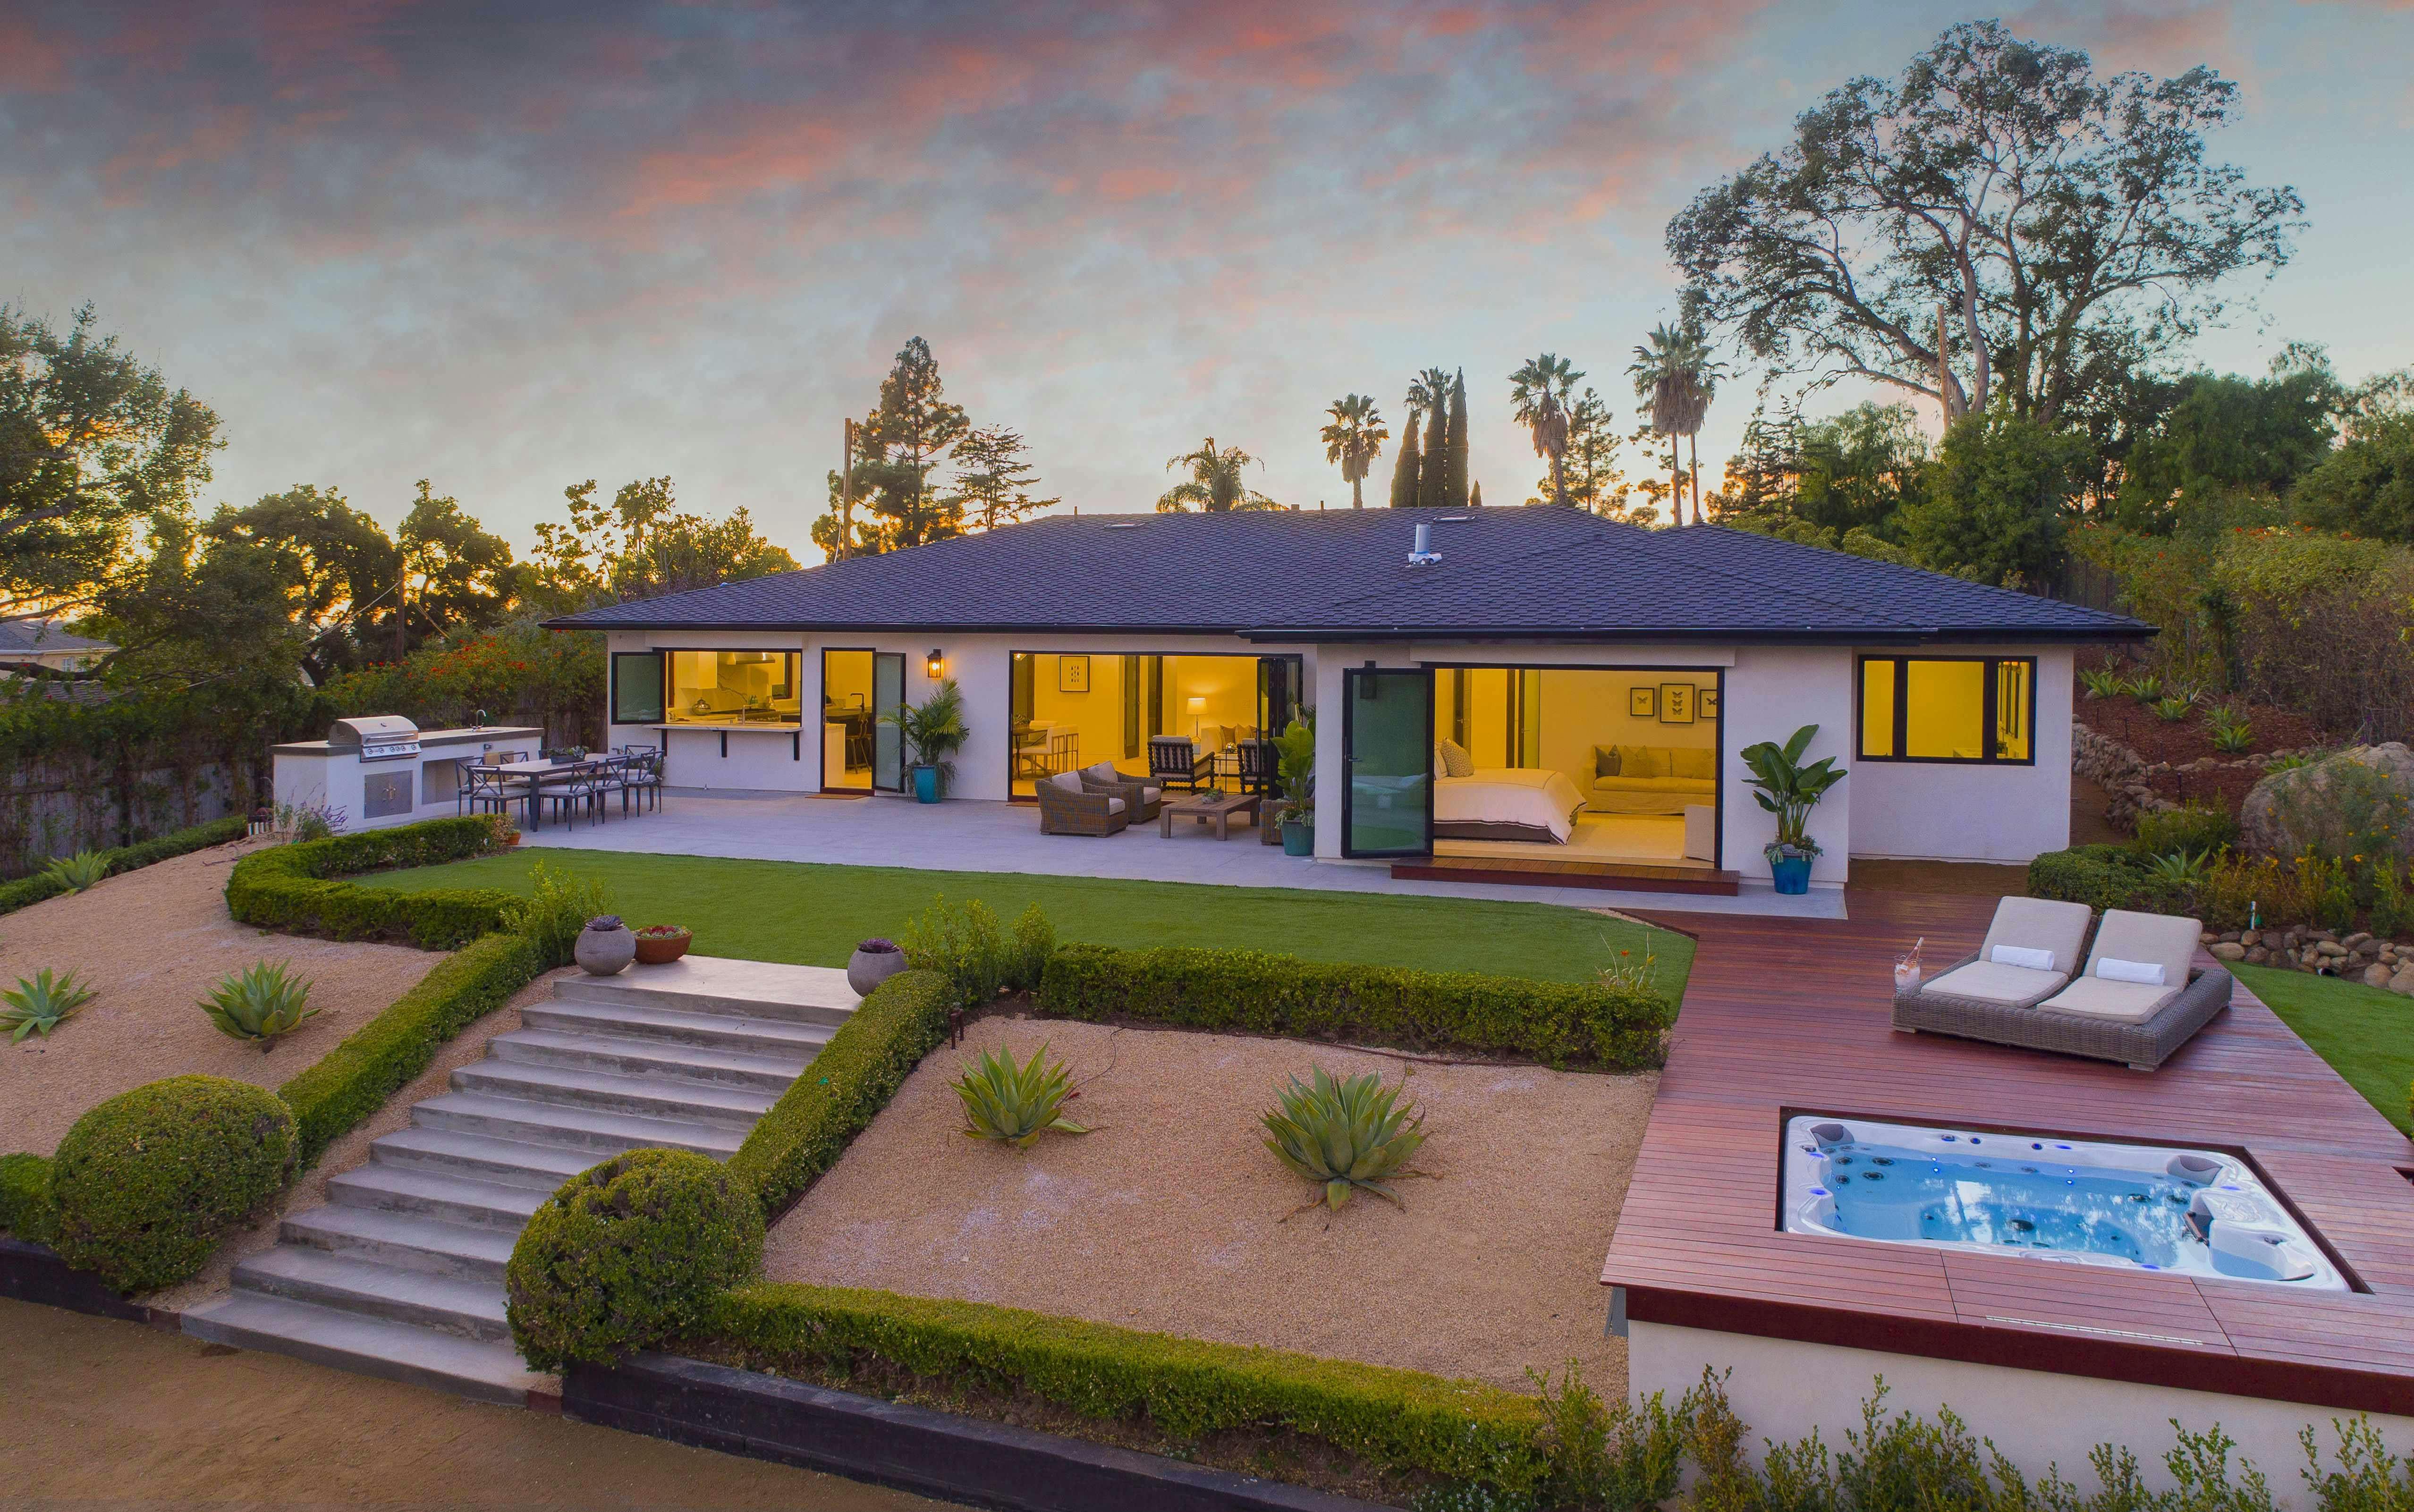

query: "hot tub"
xmin=1781 ymin=1115 xmax=2346 ymax=1290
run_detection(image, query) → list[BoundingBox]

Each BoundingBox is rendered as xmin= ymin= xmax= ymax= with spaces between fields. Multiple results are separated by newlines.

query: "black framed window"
xmin=1858 ymin=656 xmax=2035 ymax=764
xmin=610 ymin=651 xmax=665 ymax=725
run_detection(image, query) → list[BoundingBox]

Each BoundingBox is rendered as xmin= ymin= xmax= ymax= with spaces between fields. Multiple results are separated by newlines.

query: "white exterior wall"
xmin=1632 ymin=1322 xmax=2414 ymax=1508
xmin=1720 ymin=646 xmax=1855 ymax=885
xmin=1849 ymin=644 xmax=2075 ymax=863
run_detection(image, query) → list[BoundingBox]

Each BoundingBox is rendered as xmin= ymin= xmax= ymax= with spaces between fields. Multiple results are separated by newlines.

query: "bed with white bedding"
xmin=1431 ymin=767 xmax=1586 ymax=844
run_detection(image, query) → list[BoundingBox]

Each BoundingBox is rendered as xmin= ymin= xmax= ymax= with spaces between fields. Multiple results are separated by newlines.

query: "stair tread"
xmin=493 ymin=1026 xmax=810 ymax=1080
xmin=452 ymin=1058 xmax=780 ymax=1118
xmin=522 ymin=997 xmax=836 ymax=1051
xmin=551 ymin=956 xmax=857 ymax=1025
xmin=330 ymin=1165 xmax=551 ymax=1221
xmin=285 ymin=1201 xmax=521 ymax=1267
xmin=183 ymin=1294 xmax=546 ymax=1403
xmin=371 ymin=1126 xmax=599 ymax=1184
xmin=235 ymin=1245 xmax=507 ymax=1324
xmin=413 ymin=1091 xmax=748 ymax=1155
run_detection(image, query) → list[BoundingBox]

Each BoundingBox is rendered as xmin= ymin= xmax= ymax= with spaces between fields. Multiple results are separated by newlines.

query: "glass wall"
xmin=663 ymin=651 xmax=800 ymax=726
xmin=1008 ymin=652 xmax=1287 ymax=797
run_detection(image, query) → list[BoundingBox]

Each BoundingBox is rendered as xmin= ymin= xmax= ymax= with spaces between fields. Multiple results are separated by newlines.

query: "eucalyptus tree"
xmin=1509 ymin=353 xmax=1583 ymax=506
xmin=1666 ymin=19 xmax=2300 ymax=429
xmin=1158 ymin=438 xmax=1280 ymax=513
xmin=1319 ymin=395 xmax=1389 ymax=510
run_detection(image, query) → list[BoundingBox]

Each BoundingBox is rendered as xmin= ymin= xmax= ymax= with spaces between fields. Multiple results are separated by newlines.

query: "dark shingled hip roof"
xmin=547 ymin=507 xmax=2150 ymax=646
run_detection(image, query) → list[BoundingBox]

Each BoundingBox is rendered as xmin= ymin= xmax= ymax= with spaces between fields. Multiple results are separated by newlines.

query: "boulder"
xmin=2240 ymin=743 xmax=2414 ymax=859
xmin=2344 ymin=932 xmax=2374 ymax=952
xmin=2209 ymin=942 xmax=2247 ymax=962
xmin=2365 ymin=963 xmax=2394 ymax=988
xmin=2245 ymin=946 xmax=2269 ymax=964
xmin=2391 ymin=965 xmax=2414 ymax=997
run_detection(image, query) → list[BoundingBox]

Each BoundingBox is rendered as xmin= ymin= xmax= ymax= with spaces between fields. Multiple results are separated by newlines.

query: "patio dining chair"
xmin=1147 ymin=736 xmax=1213 ymax=793
xmin=541 ymin=762 xmax=609 ymax=830
xmin=620 ymin=749 xmax=665 ymax=814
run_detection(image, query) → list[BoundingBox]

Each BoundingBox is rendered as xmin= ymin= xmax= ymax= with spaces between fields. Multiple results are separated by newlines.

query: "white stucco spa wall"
xmin=1848 ymin=645 xmax=2075 ymax=863
xmin=1630 ymin=1322 xmax=2414 ymax=1508
xmin=1721 ymin=646 xmax=1853 ymax=885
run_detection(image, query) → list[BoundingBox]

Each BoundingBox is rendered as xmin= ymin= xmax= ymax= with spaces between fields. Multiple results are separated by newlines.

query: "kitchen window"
xmin=1858 ymin=656 xmax=2033 ymax=764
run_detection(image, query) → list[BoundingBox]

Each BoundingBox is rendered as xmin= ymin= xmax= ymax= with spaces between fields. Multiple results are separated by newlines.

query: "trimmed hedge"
xmin=507 ymin=1149 xmax=765 ymax=1371
xmin=1036 ymin=944 xmax=1673 ymax=1070
xmin=277 ymin=929 xmax=547 ymax=1164
xmin=0 ymin=814 xmax=249 ymax=918
xmin=0 ymin=1152 xmax=55 ymax=1243
xmin=225 ymin=816 xmax=517 ymax=948
xmin=2028 ymin=845 xmax=2183 ymax=915
xmin=695 ymin=1282 xmax=1552 ymax=1495
xmin=726 ymin=969 xmax=956 ymax=1219
xmin=49 ymin=1076 xmax=297 ymax=1292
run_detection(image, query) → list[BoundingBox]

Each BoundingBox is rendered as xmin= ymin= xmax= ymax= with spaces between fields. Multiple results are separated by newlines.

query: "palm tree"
xmin=1157 ymin=437 xmax=1280 ymax=513
xmin=1319 ymin=396 xmax=1389 ymax=510
xmin=1509 ymin=353 xmax=1583 ymax=506
xmin=1627 ymin=324 xmax=1725 ymax=526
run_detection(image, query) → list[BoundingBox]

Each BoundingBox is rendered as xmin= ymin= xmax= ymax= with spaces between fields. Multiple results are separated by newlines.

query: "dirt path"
xmin=763 ymin=1016 xmax=1657 ymax=1393
xmin=0 ymin=1299 xmax=949 ymax=1509
xmin=0 ymin=841 xmax=438 ymax=1156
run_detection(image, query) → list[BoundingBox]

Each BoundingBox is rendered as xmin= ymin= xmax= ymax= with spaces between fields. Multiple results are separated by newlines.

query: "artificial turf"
xmin=360 ymin=848 xmax=1694 ymax=1001
xmin=2236 ymin=963 xmax=2414 ymax=1134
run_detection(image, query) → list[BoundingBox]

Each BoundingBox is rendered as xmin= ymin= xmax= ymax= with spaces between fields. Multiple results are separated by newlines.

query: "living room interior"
xmin=1008 ymin=651 xmax=1293 ymax=798
xmin=1429 ymin=665 xmax=1721 ymax=870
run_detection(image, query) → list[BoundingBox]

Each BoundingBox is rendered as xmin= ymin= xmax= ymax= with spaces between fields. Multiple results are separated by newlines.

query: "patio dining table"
xmin=470 ymin=756 xmax=619 ymax=830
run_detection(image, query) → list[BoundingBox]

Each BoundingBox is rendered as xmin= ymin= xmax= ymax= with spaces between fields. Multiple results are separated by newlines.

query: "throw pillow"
xmin=1615 ymin=744 xmax=1662 ymax=779
xmin=1082 ymin=761 xmax=1120 ymax=785
xmin=1594 ymin=745 xmax=1621 ymax=778
xmin=2095 ymin=957 xmax=2167 ymax=986
xmin=1435 ymin=739 xmax=1474 ymax=778
xmin=1667 ymin=748 xmax=1715 ymax=781
xmin=1990 ymin=944 xmax=2057 ymax=972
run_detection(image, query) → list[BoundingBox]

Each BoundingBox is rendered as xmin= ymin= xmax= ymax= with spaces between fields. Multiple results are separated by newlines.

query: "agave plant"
xmin=2077 ymin=667 xmax=2127 ymax=700
xmin=2210 ymin=710 xmax=2254 ymax=753
xmin=201 ymin=961 xmax=319 ymax=1050
xmin=1262 ymin=1066 xmax=1430 ymax=1216
xmin=2128 ymin=673 xmax=2164 ymax=703
xmin=2152 ymin=695 xmax=2194 ymax=723
xmin=951 ymin=1043 xmax=1090 ymax=1147
xmin=2143 ymin=849 xmax=2216 ymax=887
xmin=41 ymin=850 xmax=109 ymax=894
xmin=0 ymin=969 xmax=95 ymax=1041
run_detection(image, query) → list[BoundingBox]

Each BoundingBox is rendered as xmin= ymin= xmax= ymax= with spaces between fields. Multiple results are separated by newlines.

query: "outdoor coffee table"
xmin=1160 ymin=790 xmax=1259 ymax=840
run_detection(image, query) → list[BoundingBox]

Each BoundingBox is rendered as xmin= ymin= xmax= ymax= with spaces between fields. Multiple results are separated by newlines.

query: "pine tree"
xmin=1415 ymin=405 xmax=1447 ymax=507
xmin=1387 ymin=413 xmax=1422 ymax=507
xmin=1444 ymin=370 xmax=1470 ymax=507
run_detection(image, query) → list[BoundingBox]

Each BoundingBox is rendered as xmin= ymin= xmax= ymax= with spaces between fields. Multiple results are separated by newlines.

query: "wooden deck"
xmin=1607 ymin=890 xmax=2414 ymax=1415
xmin=1393 ymin=856 xmax=1741 ymax=895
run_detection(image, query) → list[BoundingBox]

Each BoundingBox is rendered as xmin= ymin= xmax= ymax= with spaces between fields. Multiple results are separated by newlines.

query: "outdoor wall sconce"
xmin=926 ymin=649 xmax=945 ymax=679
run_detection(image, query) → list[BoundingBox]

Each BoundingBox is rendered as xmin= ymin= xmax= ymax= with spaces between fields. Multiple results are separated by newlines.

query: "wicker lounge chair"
xmin=1896 ymin=904 xmax=2232 ymax=1072
xmin=1902 ymin=897 xmax=2092 ymax=1014
xmin=1075 ymin=761 xmax=1162 ymax=822
xmin=1035 ymin=770 xmax=1129 ymax=836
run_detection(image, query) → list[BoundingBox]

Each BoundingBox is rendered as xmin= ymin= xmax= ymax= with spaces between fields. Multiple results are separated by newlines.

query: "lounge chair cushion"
xmin=1044 ymin=772 xmax=1085 ymax=795
xmin=2041 ymin=976 xmax=2178 ymax=1022
xmin=2084 ymin=910 xmax=2200 ymax=993
xmin=1922 ymin=960 xmax=2067 ymax=1006
xmin=1978 ymin=896 xmax=2092 ymax=975
xmin=1081 ymin=761 xmax=1122 ymax=785
xmin=1142 ymin=787 xmax=1161 ymax=803
xmin=1104 ymin=797 xmax=1126 ymax=816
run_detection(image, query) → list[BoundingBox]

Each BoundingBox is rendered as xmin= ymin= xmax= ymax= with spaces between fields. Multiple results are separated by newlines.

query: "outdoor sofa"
xmin=1035 ymin=770 xmax=1129 ymax=836
xmin=1894 ymin=899 xmax=2232 ymax=1072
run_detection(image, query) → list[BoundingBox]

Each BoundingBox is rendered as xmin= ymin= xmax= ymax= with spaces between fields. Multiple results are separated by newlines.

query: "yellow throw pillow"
xmin=1667 ymin=748 xmax=1715 ymax=781
xmin=1615 ymin=744 xmax=1662 ymax=779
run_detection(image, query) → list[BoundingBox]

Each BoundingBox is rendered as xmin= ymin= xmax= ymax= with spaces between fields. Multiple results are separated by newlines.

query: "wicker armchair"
xmin=1035 ymin=772 xmax=1129 ymax=836
xmin=1076 ymin=763 xmax=1162 ymax=822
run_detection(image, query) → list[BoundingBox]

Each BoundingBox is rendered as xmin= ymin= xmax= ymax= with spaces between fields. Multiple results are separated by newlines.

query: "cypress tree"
xmin=1470 ymin=479 xmax=1484 ymax=507
xmin=1388 ymin=410 xmax=1422 ymax=507
xmin=1415 ymin=405 xmax=1446 ymax=507
xmin=1444 ymin=369 xmax=1470 ymax=507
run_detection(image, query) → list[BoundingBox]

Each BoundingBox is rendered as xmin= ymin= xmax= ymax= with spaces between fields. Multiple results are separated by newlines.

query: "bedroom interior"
xmin=1007 ymin=652 xmax=1296 ymax=797
xmin=1428 ymin=666 xmax=1721 ymax=870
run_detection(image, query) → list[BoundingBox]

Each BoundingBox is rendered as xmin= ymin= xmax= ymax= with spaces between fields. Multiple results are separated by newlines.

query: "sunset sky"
xmin=7 ymin=1 xmax=2410 ymax=562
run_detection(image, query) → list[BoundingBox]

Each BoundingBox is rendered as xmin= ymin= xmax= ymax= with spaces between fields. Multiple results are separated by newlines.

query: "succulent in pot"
xmin=575 ymin=914 xmax=635 ymax=976
xmin=847 ymin=937 xmax=907 ymax=998
xmin=633 ymin=924 xmax=692 ymax=965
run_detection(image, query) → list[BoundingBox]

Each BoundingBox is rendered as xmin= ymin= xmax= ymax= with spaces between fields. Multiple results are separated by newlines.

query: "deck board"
xmin=1604 ymin=889 xmax=2414 ymax=1414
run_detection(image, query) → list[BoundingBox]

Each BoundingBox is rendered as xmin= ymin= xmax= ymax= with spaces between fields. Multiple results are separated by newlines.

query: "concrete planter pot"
xmin=848 ymin=941 xmax=907 ymax=998
xmin=575 ymin=917 xmax=636 ymax=976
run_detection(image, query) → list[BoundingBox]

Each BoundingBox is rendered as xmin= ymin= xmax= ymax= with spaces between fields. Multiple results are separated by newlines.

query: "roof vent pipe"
xmin=1407 ymin=521 xmax=1443 ymax=567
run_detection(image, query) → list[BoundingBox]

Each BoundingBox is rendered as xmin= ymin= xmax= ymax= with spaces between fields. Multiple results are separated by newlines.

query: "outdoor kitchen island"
xmin=272 ymin=718 xmax=543 ymax=830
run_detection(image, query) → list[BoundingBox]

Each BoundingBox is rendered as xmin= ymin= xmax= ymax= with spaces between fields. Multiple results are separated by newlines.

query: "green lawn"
xmin=361 ymin=849 xmax=1695 ymax=1001
xmin=2236 ymin=963 xmax=2414 ymax=1134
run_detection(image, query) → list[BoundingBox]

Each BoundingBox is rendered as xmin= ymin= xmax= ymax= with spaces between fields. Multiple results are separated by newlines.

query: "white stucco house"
xmin=547 ymin=507 xmax=2150 ymax=892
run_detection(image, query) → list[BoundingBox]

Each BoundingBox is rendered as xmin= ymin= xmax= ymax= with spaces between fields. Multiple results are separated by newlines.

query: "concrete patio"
xmin=523 ymin=790 xmax=1848 ymax=918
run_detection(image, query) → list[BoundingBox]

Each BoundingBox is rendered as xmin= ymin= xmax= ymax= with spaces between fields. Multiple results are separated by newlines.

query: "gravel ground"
xmin=762 ymin=1016 xmax=1657 ymax=1393
xmin=0 ymin=839 xmax=440 ymax=1157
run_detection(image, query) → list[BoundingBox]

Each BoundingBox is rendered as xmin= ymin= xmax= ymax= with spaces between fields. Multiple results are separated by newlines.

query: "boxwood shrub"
xmin=0 ymin=814 xmax=249 ymax=918
xmin=507 ymin=1149 xmax=765 ymax=1372
xmin=1037 ymin=944 xmax=1672 ymax=1071
xmin=225 ymin=816 xmax=517 ymax=948
xmin=726 ymin=969 xmax=956 ymax=1220
xmin=694 ymin=1282 xmax=1552 ymax=1495
xmin=2026 ymin=845 xmax=2186 ymax=915
xmin=277 ymin=929 xmax=546 ymax=1164
xmin=0 ymin=1151 xmax=55 ymax=1243
xmin=49 ymin=1076 xmax=297 ymax=1292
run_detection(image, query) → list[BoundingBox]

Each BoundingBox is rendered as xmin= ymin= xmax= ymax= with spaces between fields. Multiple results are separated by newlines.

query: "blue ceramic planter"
xmin=1770 ymin=853 xmax=1812 ymax=895
xmin=1281 ymin=819 xmax=1313 ymax=856
xmin=912 ymin=766 xmax=940 ymax=803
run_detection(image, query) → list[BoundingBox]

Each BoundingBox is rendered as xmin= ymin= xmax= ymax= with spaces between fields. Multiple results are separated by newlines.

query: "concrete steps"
xmin=185 ymin=957 xmax=856 ymax=1405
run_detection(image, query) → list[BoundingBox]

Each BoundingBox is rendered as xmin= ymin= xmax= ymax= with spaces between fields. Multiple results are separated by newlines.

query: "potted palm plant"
xmin=1740 ymin=723 xmax=1845 ymax=895
xmin=1273 ymin=716 xmax=1316 ymax=856
xmin=883 ymin=677 xmax=968 ymax=803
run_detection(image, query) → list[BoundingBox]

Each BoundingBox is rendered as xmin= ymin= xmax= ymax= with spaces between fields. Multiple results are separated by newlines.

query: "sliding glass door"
xmin=1342 ymin=667 xmax=1431 ymax=857
xmin=871 ymin=652 xmax=906 ymax=793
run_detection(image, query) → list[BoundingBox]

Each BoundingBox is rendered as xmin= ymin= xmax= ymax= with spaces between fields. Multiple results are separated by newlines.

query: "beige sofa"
xmin=1590 ymin=744 xmax=1716 ymax=816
